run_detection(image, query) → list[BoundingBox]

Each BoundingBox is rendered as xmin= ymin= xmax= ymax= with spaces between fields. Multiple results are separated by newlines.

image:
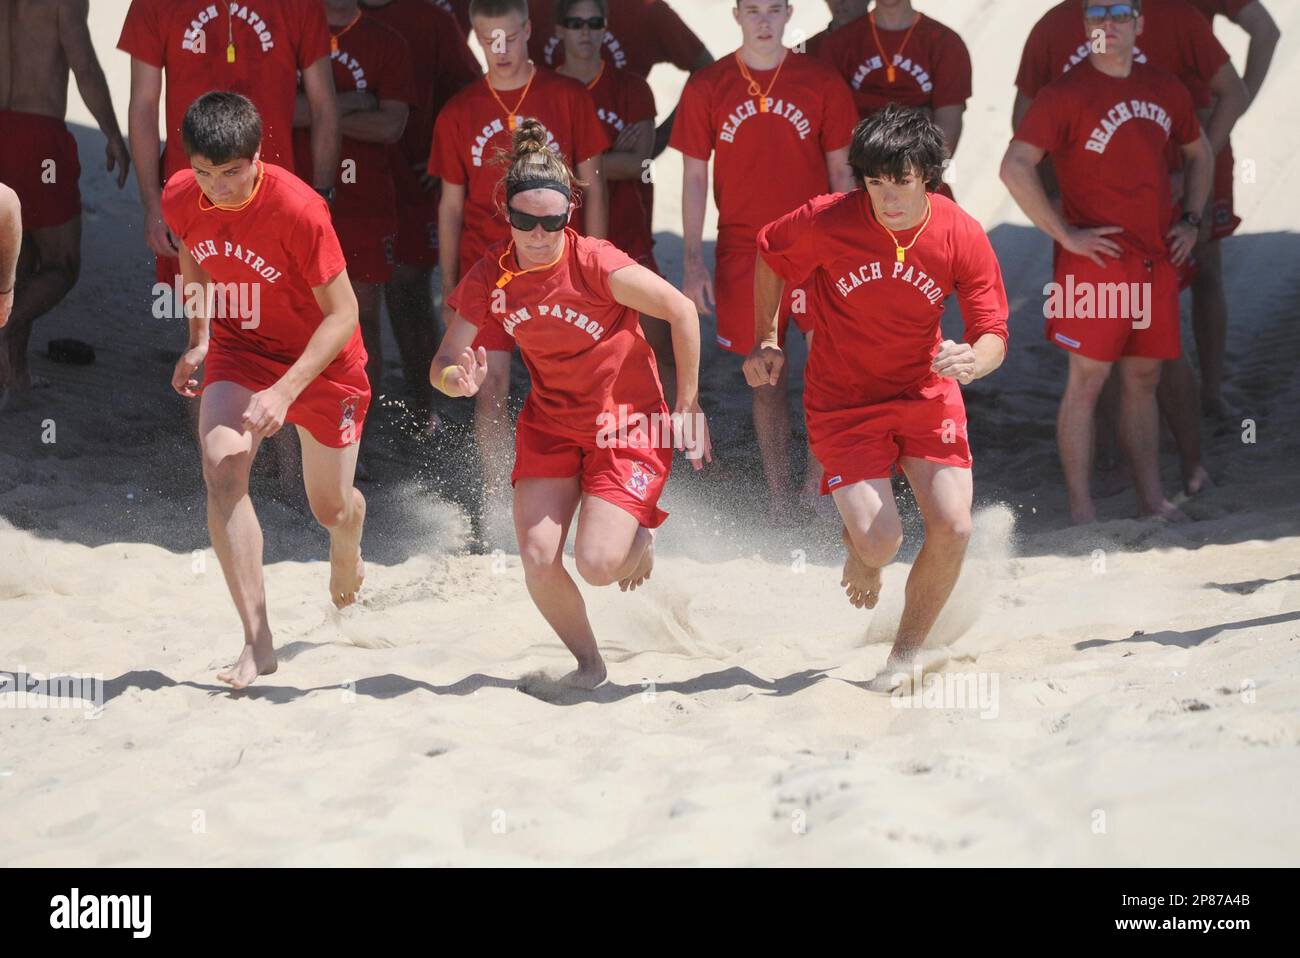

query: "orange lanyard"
xmin=496 ymin=237 xmax=566 ymax=288
xmin=734 ymin=50 xmax=788 ymax=114
xmin=197 ymin=161 xmax=266 ymax=213
xmin=330 ymin=10 xmax=363 ymax=54
xmin=486 ymin=65 xmax=537 ymax=132
xmin=869 ymin=11 xmax=923 ymax=85
xmin=876 ymin=196 xmax=933 ymax=264
xmin=585 ymin=60 xmax=606 ymax=91
xmin=226 ymin=4 xmax=235 ymax=63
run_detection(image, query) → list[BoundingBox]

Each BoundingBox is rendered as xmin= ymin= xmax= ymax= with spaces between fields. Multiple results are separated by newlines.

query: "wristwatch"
xmin=1181 ymin=210 xmax=1203 ymax=227
xmin=315 ymin=186 xmax=336 ymax=203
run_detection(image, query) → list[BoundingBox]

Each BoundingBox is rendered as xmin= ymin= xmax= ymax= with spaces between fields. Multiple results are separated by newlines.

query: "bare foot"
xmin=217 ymin=640 xmax=278 ymax=690
xmin=561 ymin=658 xmax=607 ymax=689
xmin=1069 ymin=501 xmax=1098 ymax=525
xmin=329 ymin=488 xmax=366 ymax=608
xmin=840 ymin=531 xmax=883 ymax=609
xmin=619 ymin=529 xmax=655 ymax=592
xmin=864 ymin=648 xmax=950 ymax=693
xmin=1183 ymin=465 xmax=1213 ymax=496
xmin=1143 ymin=500 xmax=1191 ymax=523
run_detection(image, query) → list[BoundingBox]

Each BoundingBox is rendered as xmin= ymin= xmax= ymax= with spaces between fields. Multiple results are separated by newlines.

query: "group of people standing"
xmin=0 ymin=0 xmax=1278 ymax=691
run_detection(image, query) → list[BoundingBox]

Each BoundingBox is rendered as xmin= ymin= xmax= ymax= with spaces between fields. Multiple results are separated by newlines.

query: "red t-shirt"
xmin=1015 ymin=0 xmax=1230 ymax=108
xmin=670 ymin=50 xmax=858 ymax=251
xmin=361 ymin=0 xmax=481 ymax=172
xmin=758 ymin=191 xmax=1008 ymax=411
xmin=584 ymin=66 xmax=657 ymax=263
xmin=817 ymin=12 xmax=972 ymax=119
xmin=1014 ymin=60 xmax=1202 ymax=259
xmin=293 ymin=14 xmax=416 ymax=223
xmin=1188 ymin=0 xmax=1254 ymax=20
xmin=161 ymin=162 xmax=364 ymax=372
xmin=447 ymin=230 xmax=663 ymax=439
xmin=428 ymin=67 xmax=611 ymax=276
xmin=117 ymin=0 xmax=331 ymax=183
xmin=529 ymin=0 xmax=708 ymax=78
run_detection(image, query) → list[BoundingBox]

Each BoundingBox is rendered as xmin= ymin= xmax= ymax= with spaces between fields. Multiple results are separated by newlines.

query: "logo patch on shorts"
xmin=826 ymin=474 xmax=843 ymax=488
xmin=625 ymin=461 xmax=658 ymax=501
xmin=1054 ymin=332 xmax=1082 ymax=349
xmin=339 ymin=395 xmax=361 ymax=430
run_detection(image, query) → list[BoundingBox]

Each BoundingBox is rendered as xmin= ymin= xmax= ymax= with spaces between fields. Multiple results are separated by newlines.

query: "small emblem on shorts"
xmin=340 ymin=395 xmax=361 ymax=430
xmin=1054 ymin=332 xmax=1082 ymax=349
xmin=826 ymin=474 xmax=843 ymax=488
xmin=625 ymin=462 xmax=658 ymax=501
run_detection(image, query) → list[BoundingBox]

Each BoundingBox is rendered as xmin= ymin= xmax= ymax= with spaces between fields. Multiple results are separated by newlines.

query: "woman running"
xmin=431 ymin=120 xmax=711 ymax=689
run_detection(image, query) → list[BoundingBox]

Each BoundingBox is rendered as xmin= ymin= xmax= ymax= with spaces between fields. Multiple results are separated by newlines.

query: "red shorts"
xmin=336 ymin=214 xmax=396 ymax=284
xmin=807 ymin=378 xmax=971 ymax=495
xmin=1210 ymin=143 xmax=1241 ymax=242
xmin=205 ymin=343 xmax=371 ymax=448
xmin=1045 ymin=248 xmax=1181 ymax=362
xmin=714 ymin=243 xmax=808 ymax=355
xmin=511 ymin=405 xmax=673 ymax=528
xmin=0 ymin=111 xmax=81 ymax=230
xmin=392 ymin=157 xmax=439 ymax=268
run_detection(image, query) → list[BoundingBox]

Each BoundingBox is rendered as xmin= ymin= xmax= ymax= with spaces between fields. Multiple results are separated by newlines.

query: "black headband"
xmin=506 ymin=178 xmax=572 ymax=200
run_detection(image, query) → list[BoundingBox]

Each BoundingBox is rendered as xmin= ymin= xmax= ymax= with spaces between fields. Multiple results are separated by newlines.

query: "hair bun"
xmin=512 ymin=119 xmax=551 ymax=158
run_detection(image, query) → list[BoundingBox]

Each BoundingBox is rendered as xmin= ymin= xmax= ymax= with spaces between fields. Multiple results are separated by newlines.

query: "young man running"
xmin=746 ymin=106 xmax=1009 ymax=688
xmin=673 ymin=0 xmax=858 ymax=521
xmin=164 ymin=93 xmax=370 ymax=690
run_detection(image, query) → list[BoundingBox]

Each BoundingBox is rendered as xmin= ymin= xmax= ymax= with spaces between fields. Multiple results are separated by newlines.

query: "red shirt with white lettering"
xmin=161 ymin=162 xmax=365 ymax=372
xmin=292 ymin=13 xmax=416 ymax=223
xmin=670 ymin=50 xmax=858 ymax=251
xmin=428 ymin=67 xmax=611 ymax=277
xmin=817 ymin=12 xmax=972 ymax=119
xmin=1014 ymin=60 xmax=1202 ymax=259
xmin=758 ymin=191 xmax=1008 ymax=411
xmin=1015 ymin=0 xmax=1230 ymax=108
xmin=585 ymin=65 xmax=657 ymax=263
xmin=530 ymin=0 xmax=708 ymax=78
xmin=117 ymin=0 xmax=331 ymax=183
xmin=447 ymin=230 xmax=663 ymax=440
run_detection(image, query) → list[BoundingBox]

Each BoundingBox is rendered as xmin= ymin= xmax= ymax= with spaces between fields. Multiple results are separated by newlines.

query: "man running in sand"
xmin=163 ymin=93 xmax=370 ymax=690
xmin=431 ymin=120 xmax=710 ymax=689
xmin=745 ymin=106 xmax=1009 ymax=688
xmin=1002 ymin=0 xmax=1214 ymax=524
xmin=0 ymin=0 xmax=129 ymax=397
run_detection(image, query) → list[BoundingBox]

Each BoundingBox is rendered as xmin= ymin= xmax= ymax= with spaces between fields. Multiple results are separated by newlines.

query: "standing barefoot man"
xmin=745 ymin=106 xmax=1009 ymax=688
xmin=163 ymin=93 xmax=370 ymax=690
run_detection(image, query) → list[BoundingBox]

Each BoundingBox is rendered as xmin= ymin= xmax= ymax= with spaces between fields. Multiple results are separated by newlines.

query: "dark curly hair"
xmin=848 ymin=104 xmax=948 ymax=192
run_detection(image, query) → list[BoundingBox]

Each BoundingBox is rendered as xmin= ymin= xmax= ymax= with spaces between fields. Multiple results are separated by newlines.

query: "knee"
xmin=1121 ymin=362 xmax=1162 ymax=393
xmin=926 ymin=511 xmax=973 ymax=548
xmin=1068 ymin=369 xmax=1111 ymax=403
xmin=309 ymin=496 xmax=349 ymax=529
xmin=848 ymin=514 xmax=904 ymax=567
xmin=574 ymin=546 xmax=621 ymax=587
xmin=202 ymin=454 xmax=250 ymax=505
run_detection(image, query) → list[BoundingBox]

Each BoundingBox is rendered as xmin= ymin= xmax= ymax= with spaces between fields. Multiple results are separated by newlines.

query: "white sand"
xmin=0 ymin=0 xmax=1296 ymax=866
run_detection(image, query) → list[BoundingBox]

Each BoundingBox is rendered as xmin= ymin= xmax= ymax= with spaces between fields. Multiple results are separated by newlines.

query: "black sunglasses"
xmin=560 ymin=16 xmax=606 ymax=30
xmin=1083 ymin=4 xmax=1138 ymax=23
xmin=507 ymin=207 xmax=569 ymax=232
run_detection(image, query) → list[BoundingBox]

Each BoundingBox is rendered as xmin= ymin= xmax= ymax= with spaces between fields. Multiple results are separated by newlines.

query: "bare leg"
xmin=474 ymin=348 xmax=514 ymax=510
xmin=199 ymin=382 xmax=275 ymax=690
xmin=1158 ymin=356 xmax=1211 ymax=495
xmin=1191 ymin=239 xmax=1230 ymax=417
xmin=574 ymin=493 xmax=654 ymax=592
xmin=863 ymin=459 xmax=972 ymax=690
xmin=514 ymin=476 xmax=606 ymax=688
xmin=298 ymin=426 xmax=366 ymax=608
xmin=830 ymin=477 xmax=902 ymax=610
xmin=1118 ymin=356 xmax=1186 ymax=521
xmin=385 ymin=263 xmax=439 ymax=427
xmin=0 ymin=219 xmax=80 ymax=391
xmin=1056 ymin=353 xmax=1113 ymax=524
xmin=753 ymin=353 xmax=794 ymax=522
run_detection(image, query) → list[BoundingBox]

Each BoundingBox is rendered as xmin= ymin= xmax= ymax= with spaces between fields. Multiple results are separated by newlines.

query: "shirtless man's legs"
xmin=201 ymin=381 xmax=366 ymax=689
xmin=0 ymin=218 xmax=79 ymax=390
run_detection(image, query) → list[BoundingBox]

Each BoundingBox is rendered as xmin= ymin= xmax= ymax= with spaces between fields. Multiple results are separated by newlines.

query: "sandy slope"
xmin=0 ymin=0 xmax=1296 ymax=866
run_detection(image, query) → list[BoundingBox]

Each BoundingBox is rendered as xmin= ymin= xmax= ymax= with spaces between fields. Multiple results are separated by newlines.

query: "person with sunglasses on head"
xmin=360 ymin=0 xmax=482 ymax=436
xmin=673 ymin=0 xmax=858 ymax=524
xmin=815 ymin=0 xmax=970 ymax=199
xmin=554 ymin=0 xmax=673 ymax=391
xmin=162 ymin=93 xmax=371 ymax=690
xmin=804 ymin=0 xmax=870 ymax=59
xmin=1014 ymin=0 xmax=1247 ymax=502
xmin=430 ymin=120 xmax=711 ymax=690
xmin=1002 ymin=0 xmax=1215 ymax=525
xmin=746 ymin=106 xmax=1009 ymax=690
xmin=429 ymin=0 xmax=610 ymax=542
